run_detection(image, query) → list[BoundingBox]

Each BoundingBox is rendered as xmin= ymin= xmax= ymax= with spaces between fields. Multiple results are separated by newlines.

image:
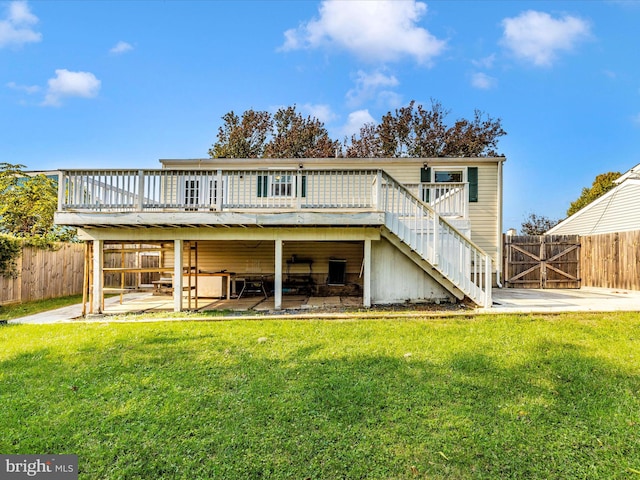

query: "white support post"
xmin=484 ymin=256 xmax=492 ymax=307
xmin=296 ymin=171 xmax=302 ymax=209
xmin=57 ymin=171 xmax=65 ymax=212
xmin=363 ymin=239 xmax=371 ymax=308
xmin=174 ymin=239 xmax=183 ymax=312
xmin=92 ymin=239 xmax=103 ymax=314
xmin=274 ymin=239 xmax=283 ymax=310
xmin=137 ymin=170 xmax=144 ymax=211
xmin=375 ymin=170 xmax=382 ymax=210
xmin=463 ymin=183 xmax=469 ymax=219
xmin=216 ymin=169 xmax=223 ymax=211
xmin=432 ymin=212 xmax=440 ymax=266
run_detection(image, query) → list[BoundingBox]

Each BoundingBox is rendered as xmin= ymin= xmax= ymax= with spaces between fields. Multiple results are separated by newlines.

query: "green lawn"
xmin=1 ymin=313 xmax=640 ymax=479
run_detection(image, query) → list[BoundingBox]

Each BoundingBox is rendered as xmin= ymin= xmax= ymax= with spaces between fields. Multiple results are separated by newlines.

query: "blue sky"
xmin=2 ymin=0 xmax=640 ymax=230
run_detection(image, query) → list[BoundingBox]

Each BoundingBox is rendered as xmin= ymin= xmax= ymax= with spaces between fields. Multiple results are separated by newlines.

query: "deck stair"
xmin=375 ymin=172 xmax=492 ymax=307
xmin=57 ymin=167 xmax=492 ymax=307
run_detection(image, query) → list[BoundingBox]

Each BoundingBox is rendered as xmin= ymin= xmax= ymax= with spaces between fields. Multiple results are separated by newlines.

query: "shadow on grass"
xmin=1 ymin=327 xmax=639 ymax=479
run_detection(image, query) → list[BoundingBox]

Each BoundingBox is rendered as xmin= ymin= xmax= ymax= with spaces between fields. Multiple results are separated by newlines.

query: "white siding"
xmin=164 ymin=239 xmax=364 ymax=286
xmin=371 ymin=237 xmax=454 ymax=304
xmin=160 ymin=157 xmax=503 ymax=268
xmin=549 ymin=180 xmax=640 ymax=235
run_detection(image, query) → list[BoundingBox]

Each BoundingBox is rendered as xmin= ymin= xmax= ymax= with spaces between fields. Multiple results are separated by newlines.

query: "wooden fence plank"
xmin=0 ymin=243 xmax=85 ymax=305
xmin=581 ymin=230 xmax=640 ymax=290
xmin=504 ymin=234 xmax=581 ymax=289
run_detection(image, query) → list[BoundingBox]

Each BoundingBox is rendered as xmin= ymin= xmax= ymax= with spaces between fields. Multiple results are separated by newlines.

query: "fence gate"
xmin=504 ymin=235 xmax=581 ymax=289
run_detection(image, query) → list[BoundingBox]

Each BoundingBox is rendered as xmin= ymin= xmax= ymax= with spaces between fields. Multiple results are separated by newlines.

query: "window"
xmin=270 ymin=174 xmax=293 ymax=197
xmin=184 ymin=180 xmax=200 ymax=209
xmin=434 ymin=170 xmax=463 ymax=183
xmin=419 ymin=166 xmax=478 ymax=203
xmin=184 ymin=178 xmax=224 ymax=209
xmin=257 ymin=173 xmax=305 ymax=198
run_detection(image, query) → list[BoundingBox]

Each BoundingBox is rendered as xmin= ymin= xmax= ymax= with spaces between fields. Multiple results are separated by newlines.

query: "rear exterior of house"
xmin=54 ymin=157 xmax=505 ymax=313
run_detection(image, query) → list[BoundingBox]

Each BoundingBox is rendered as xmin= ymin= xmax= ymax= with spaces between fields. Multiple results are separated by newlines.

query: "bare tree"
xmin=521 ymin=213 xmax=559 ymax=235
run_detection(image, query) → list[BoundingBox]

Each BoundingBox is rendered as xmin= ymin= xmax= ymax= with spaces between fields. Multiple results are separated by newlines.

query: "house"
xmin=547 ymin=163 xmax=640 ymax=236
xmin=53 ymin=156 xmax=506 ymax=312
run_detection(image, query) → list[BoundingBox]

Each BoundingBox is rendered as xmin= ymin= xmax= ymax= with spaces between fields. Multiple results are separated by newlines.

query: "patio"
xmin=100 ymin=292 xmax=364 ymax=316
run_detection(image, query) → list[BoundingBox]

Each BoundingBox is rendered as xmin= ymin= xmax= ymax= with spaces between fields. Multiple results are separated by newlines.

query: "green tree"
xmin=520 ymin=213 xmax=559 ymax=235
xmin=0 ymin=163 xmax=76 ymax=242
xmin=567 ymin=171 xmax=621 ymax=217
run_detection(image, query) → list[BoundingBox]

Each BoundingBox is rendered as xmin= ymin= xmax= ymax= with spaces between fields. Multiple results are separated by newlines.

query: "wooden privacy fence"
xmin=0 ymin=243 xmax=85 ymax=305
xmin=503 ymin=235 xmax=581 ymax=289
xmin=581 ymin=230 xmax=640 ymax=290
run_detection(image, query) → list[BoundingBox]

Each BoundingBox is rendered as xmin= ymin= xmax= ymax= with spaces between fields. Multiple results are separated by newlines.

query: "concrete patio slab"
xmin=481 ymin=287 xmax=640 ymax=313
xmin=8 ymin=287 xmax=640 ymax=325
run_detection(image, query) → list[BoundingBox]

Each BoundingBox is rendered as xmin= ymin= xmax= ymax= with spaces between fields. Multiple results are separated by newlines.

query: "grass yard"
xmin=1 ymin=312 xmax=640 ymax=479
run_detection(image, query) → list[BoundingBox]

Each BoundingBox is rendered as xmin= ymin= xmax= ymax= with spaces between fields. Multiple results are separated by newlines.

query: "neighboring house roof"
xmin=547 ymin=164 xmax=640 ymax=236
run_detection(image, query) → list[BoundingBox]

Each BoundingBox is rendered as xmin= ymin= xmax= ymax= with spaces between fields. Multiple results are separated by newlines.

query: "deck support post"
xmin=274 ymin=239 xmax=283 ymax=310
xmin=363 ymin=239 xmax=371 ymax=307
xmin=92 ymin=239 xmax=103 ymax=314
xmin=174 ymin=239 xmax=183 ymax=312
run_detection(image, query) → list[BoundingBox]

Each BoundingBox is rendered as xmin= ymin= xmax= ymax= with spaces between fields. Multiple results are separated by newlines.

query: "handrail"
xmin=404 ymin=182 xmax=468 ymax=218
xmin=377 ymin=172 xmax=491 ymax=307
xmin=59 ymin=169 xmax=378 ymax=211
xmin=58 ymin=168 xmax=491 ymax=306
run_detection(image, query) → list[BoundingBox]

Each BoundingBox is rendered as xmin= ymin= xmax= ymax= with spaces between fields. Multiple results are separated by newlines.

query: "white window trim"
xmin=182 ymin=178 xmax=226 ymax=208
xmin=429 ymin=166 xmax=467 ymax=183
xmin=269 ymin=174 xmax=294 ymax=198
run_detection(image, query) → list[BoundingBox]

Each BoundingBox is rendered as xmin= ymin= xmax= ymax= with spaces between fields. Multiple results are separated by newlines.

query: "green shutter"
xmin=468 ymin=167 xmax=478 ymax=203
xmin=257 ymin=175 xmax=268 ymax=197
xmin=420 ymin=167 xmax=430 ymax=203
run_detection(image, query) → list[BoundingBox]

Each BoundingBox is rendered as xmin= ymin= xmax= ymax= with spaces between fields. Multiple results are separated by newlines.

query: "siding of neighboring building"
xmin=548 ymin=179 xmax=640 ymax=236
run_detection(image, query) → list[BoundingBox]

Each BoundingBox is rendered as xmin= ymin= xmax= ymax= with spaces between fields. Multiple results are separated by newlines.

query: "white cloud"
xmin=347 ymin=70 xmax=399 ymax=107
xmin=281 ymin=0 xmax=446 ymax=64
xmin=501 ymin=10 xmax=591 ymax=67
xmin=110 ymin=41 xmax=133 ymax=55
xmin=298 ymin=103 xmax=337 ymax=124
xmin=0 ymin=0 xmax=41 ymax=48
xmin=42 ymin=69 xmax=101 ymax=107
xmin=7 ymin=80 xmax=39 ymax=94
xmin=633 ymin=113 xmax=640 ymax=126
xmin=340 ymin=109 xmax=377 ymax=138
xmin=471 ymin=72 xmax=497 ymax=90
xmin=472 ymin=54 xmax=496 ymax=69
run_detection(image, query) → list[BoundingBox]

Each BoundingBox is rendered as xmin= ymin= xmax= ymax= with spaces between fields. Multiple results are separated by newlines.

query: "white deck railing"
xmin=58 ymin=168 xmax=491 ymax=306
xmin=404 ymin=182 xmax=468 ymax=218
xmin=377 ymin=173 xmax=491 ymax=307
xmin=59 ymin=169 xmax=378 ymax=211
